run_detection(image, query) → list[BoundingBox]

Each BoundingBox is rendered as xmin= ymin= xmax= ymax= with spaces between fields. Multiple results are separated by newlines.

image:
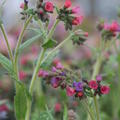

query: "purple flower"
xmin=60 ymin=72 xmax=66 ymax=76
xmin=96 ymin=75 xmax=102 ymax=82
xmin=51 ymin=77 xmax=61 ymax=88
xmin=52 ymin=67 xmax=57 ymax=72
xmin=73 ymin=81 xmax=83 ymax=92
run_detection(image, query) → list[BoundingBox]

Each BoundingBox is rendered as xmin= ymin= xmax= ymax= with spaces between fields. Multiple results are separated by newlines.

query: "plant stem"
xmin=0 ymin=24 xmax=14 ymax=64
xmin=25 ymin=19 xmax=60 ymax=120
xmin=14 ymin=15 xmax=33 ymax=79
xmin=82 ymin=100 xmax=95 ymax=120
xmin=41 ymin=33 xmax=73 ymax=64
xmin=91 ymin=54 xmax=103 ymax=120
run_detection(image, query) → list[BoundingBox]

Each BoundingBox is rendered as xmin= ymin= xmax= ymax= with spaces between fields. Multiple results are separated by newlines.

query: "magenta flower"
xmin=72 ymin=6 xmax=80 ymax=14
xmin=54 ymin=103 xmax=61 ymax=112
xmin=66 ymin=86 xmax=75 ymax=96
xmin=38 ymin=69 xmax=48 ymax=77
xmin=52 ymin=67 xmax=57 ymax=72
xmin=100 ymin=86 xmax=110 ymax=94
xmin=45 ymin=2 xmax=54 ymax=12
xmin=56 ymin=62 xmax=64 ymax=70
xmin=96 ymin=75 xmax=102 ymax=82
xmin=72 ymin=16 xmax=83 ymax=25
xmin=19 ymin=71 xmax=27 ymax=80
xmin=88 ymin=80 xmax=98 ymax=90
xmin=110 ymin=21 xmax=119 ymax=32
xmin=64 ymin=0 xmax=72 ymax=8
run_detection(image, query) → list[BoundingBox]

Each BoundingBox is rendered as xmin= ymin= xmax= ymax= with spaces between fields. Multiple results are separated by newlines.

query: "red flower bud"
xmin=45 ymin=2 xmax=54 ymax=12
xmin=100 ymin=86 xmax=110 ymax=94
xmin=66 ymin=86 xmax=75 ymax=96
xmin=64 ymin=0 xmax=71 ymax=8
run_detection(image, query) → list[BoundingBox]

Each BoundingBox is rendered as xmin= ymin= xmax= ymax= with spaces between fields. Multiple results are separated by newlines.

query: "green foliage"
xmin=19 ymin=33 xmax=43 ymax=52
xmin=63 ymin=104 xmax=68 ymax=120
xmin=40 ymin=50 xmax=59 ymax=69
xmin=42 ymin=39 xmax=57 ymax=49
xmin=0 ymin=53 xmax=17 ymax=80
xmin=31 ymin=106 xmax=54 ymax=120
xmin=14 ymin=83 xmax=28 ymax=120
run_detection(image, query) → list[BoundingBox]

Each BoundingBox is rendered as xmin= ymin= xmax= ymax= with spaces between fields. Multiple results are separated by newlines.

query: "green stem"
xmin=25 ymin=19 xmax=60 ymax=120
xmin=47 ymin=19 xmax=59 ymax=40
xmin=41 ymin=33 xmax=73 ymax=64
xmin=82 ymin=101 xmax=95 ymax=120
xmin=14 ymin=15 xmax=33 ymax=79
xmin=0 ymin=24 xmax=14 ymax=64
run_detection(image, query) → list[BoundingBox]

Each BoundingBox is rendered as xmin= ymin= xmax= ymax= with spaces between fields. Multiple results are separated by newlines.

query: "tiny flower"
xmin=20 ymin=3 xmax=24 ymax=9
xmin=53 ymin=58 xmax=60 ymax=66
xmin=100 ymin=86 xmax=110 ymax=94
xmin=84 ymin=32 xmax=88 ymax=37
xmin=38 ymin=69 xmax=44 ymax=77
xmin=54 ymin=103 xmax=61 ymax=112
xmin=66 ymin=86 xmax=75 ymax=96
xmin=19 ymin=71 xmax=27 ymax=80
xmin=72 ymin=16 xmax=83 ymax=25
xmin=88 ymin=80 xmax=98 ymax=90
xmin=64 ymin=0 xmax=72 ymax=8
xmin=52 ymin=67 xmax=57 ymax=72
xmin=110 ymin=21 xmax=119 ymax=32
xmin=51 ymin=77 xmax=60 ymax=88
xmin=77 ymin=91 xmax=84 ymax=97
xmin=56 ymin=62 xmax=64 ymax=70
xmin=0 ymin=105 xmax=8 ymax=112
xmin=72 ymin=6 xmax=80 ymax=14
xmin=73 ymin=81 xmax=83 ymax=92
xmin=44 ymin=1 xmax=54 ymax=12
xmin=96 ymin=75 xmax=102 ymax=82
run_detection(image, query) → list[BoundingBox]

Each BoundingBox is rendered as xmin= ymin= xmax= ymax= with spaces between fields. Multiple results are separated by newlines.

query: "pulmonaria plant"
xmin=0 ymin=0 xmax=118 ymax=120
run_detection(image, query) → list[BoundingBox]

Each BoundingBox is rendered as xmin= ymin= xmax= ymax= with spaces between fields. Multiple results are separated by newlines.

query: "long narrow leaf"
xmin=19 ymin=33 xmax=43 ymax=52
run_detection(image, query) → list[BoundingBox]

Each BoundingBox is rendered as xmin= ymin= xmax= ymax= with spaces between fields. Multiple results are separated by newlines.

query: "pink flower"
xmin=0 ymin=105 xmax=9 ymax=112
xmin=19 ymin=71 xmax=27 ymax=80
xmin=56 ymin=62 xmax=64 ymax=70
xmin=84 ymin=32 xmax=88 ymax=37
xmin=64 ymin=0 xmax=71 ymax=8
xmin=38 ymin=69 xmax=48 ymax=77
xmin=104 ymin=23 xmax=110 ymax=30
xmin=110 ymin=21 xmax=119 ymax=32
xmin=20 ymin=3 xmax=24 ymax=9
xmin=53 ymin=58 xmax=60 ymax=66
xmin=96 ymin=75 xmax=102 ymax=82
xmin=72 ymin=6 xmax=80 ymax=14
xmin=66 ymin=86 xmax=75 ymax=96
xmin=88 ymin=80 xmax=98 ymax=90
xmin=100 ymin=86 xmax=110 ymax=94
xmin=72 ymin=16 xmax=83 ymax=25
xmin=20 ymin=55 xmax=29 ymax=65
xmin=52 ymin=67 xmax=57 ymax=72
xmin=45 ymin=2 xmax=54 ymax=12
xmin=54 ymin=103 xmax=61 ymax=112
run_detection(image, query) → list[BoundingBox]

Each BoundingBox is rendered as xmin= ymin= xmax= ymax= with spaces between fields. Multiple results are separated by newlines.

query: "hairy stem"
xmin=14 ymin=15 xmax=33 ymax=80
xmin=0 ymin=24 xmax=14 ymax=64
xmin=25 ymin=19 xmax=60 ymax=120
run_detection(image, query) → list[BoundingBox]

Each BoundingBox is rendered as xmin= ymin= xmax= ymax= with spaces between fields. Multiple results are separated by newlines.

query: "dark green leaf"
xmin=42 ymin=39 xmax=57 ymax=49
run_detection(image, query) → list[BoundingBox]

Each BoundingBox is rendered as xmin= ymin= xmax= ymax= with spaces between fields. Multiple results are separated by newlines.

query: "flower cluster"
xmin=71 ymin=30 xmax=88 ymax=45
xmin=38 ymin=60 xmax=110 ymax=100
xmin=20 ymin=0 xmax=54 ymax=22
xmin=57 ymin=0 xmax=83 ymax=30
xmin=97 ymin=20 xmax=120 ymax=40
xmin=35 ymin=0 xmax=54 ymax=22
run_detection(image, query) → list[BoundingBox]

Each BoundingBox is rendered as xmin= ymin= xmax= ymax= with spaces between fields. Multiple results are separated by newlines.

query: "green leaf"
xmin=19 ymin=34 xmax=43 ymax=52
xmin=14 ymin=83 xmax=27 ymax=120
xmin=63 ymin=104 xmax=68 ymax=120
xmin=42 ymin=39 xmax=57 ymax=49
xmin=0 ymin=53 xmax=17 ymax=80
xmin=40 ymin=50 xmax=59 ymax=69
